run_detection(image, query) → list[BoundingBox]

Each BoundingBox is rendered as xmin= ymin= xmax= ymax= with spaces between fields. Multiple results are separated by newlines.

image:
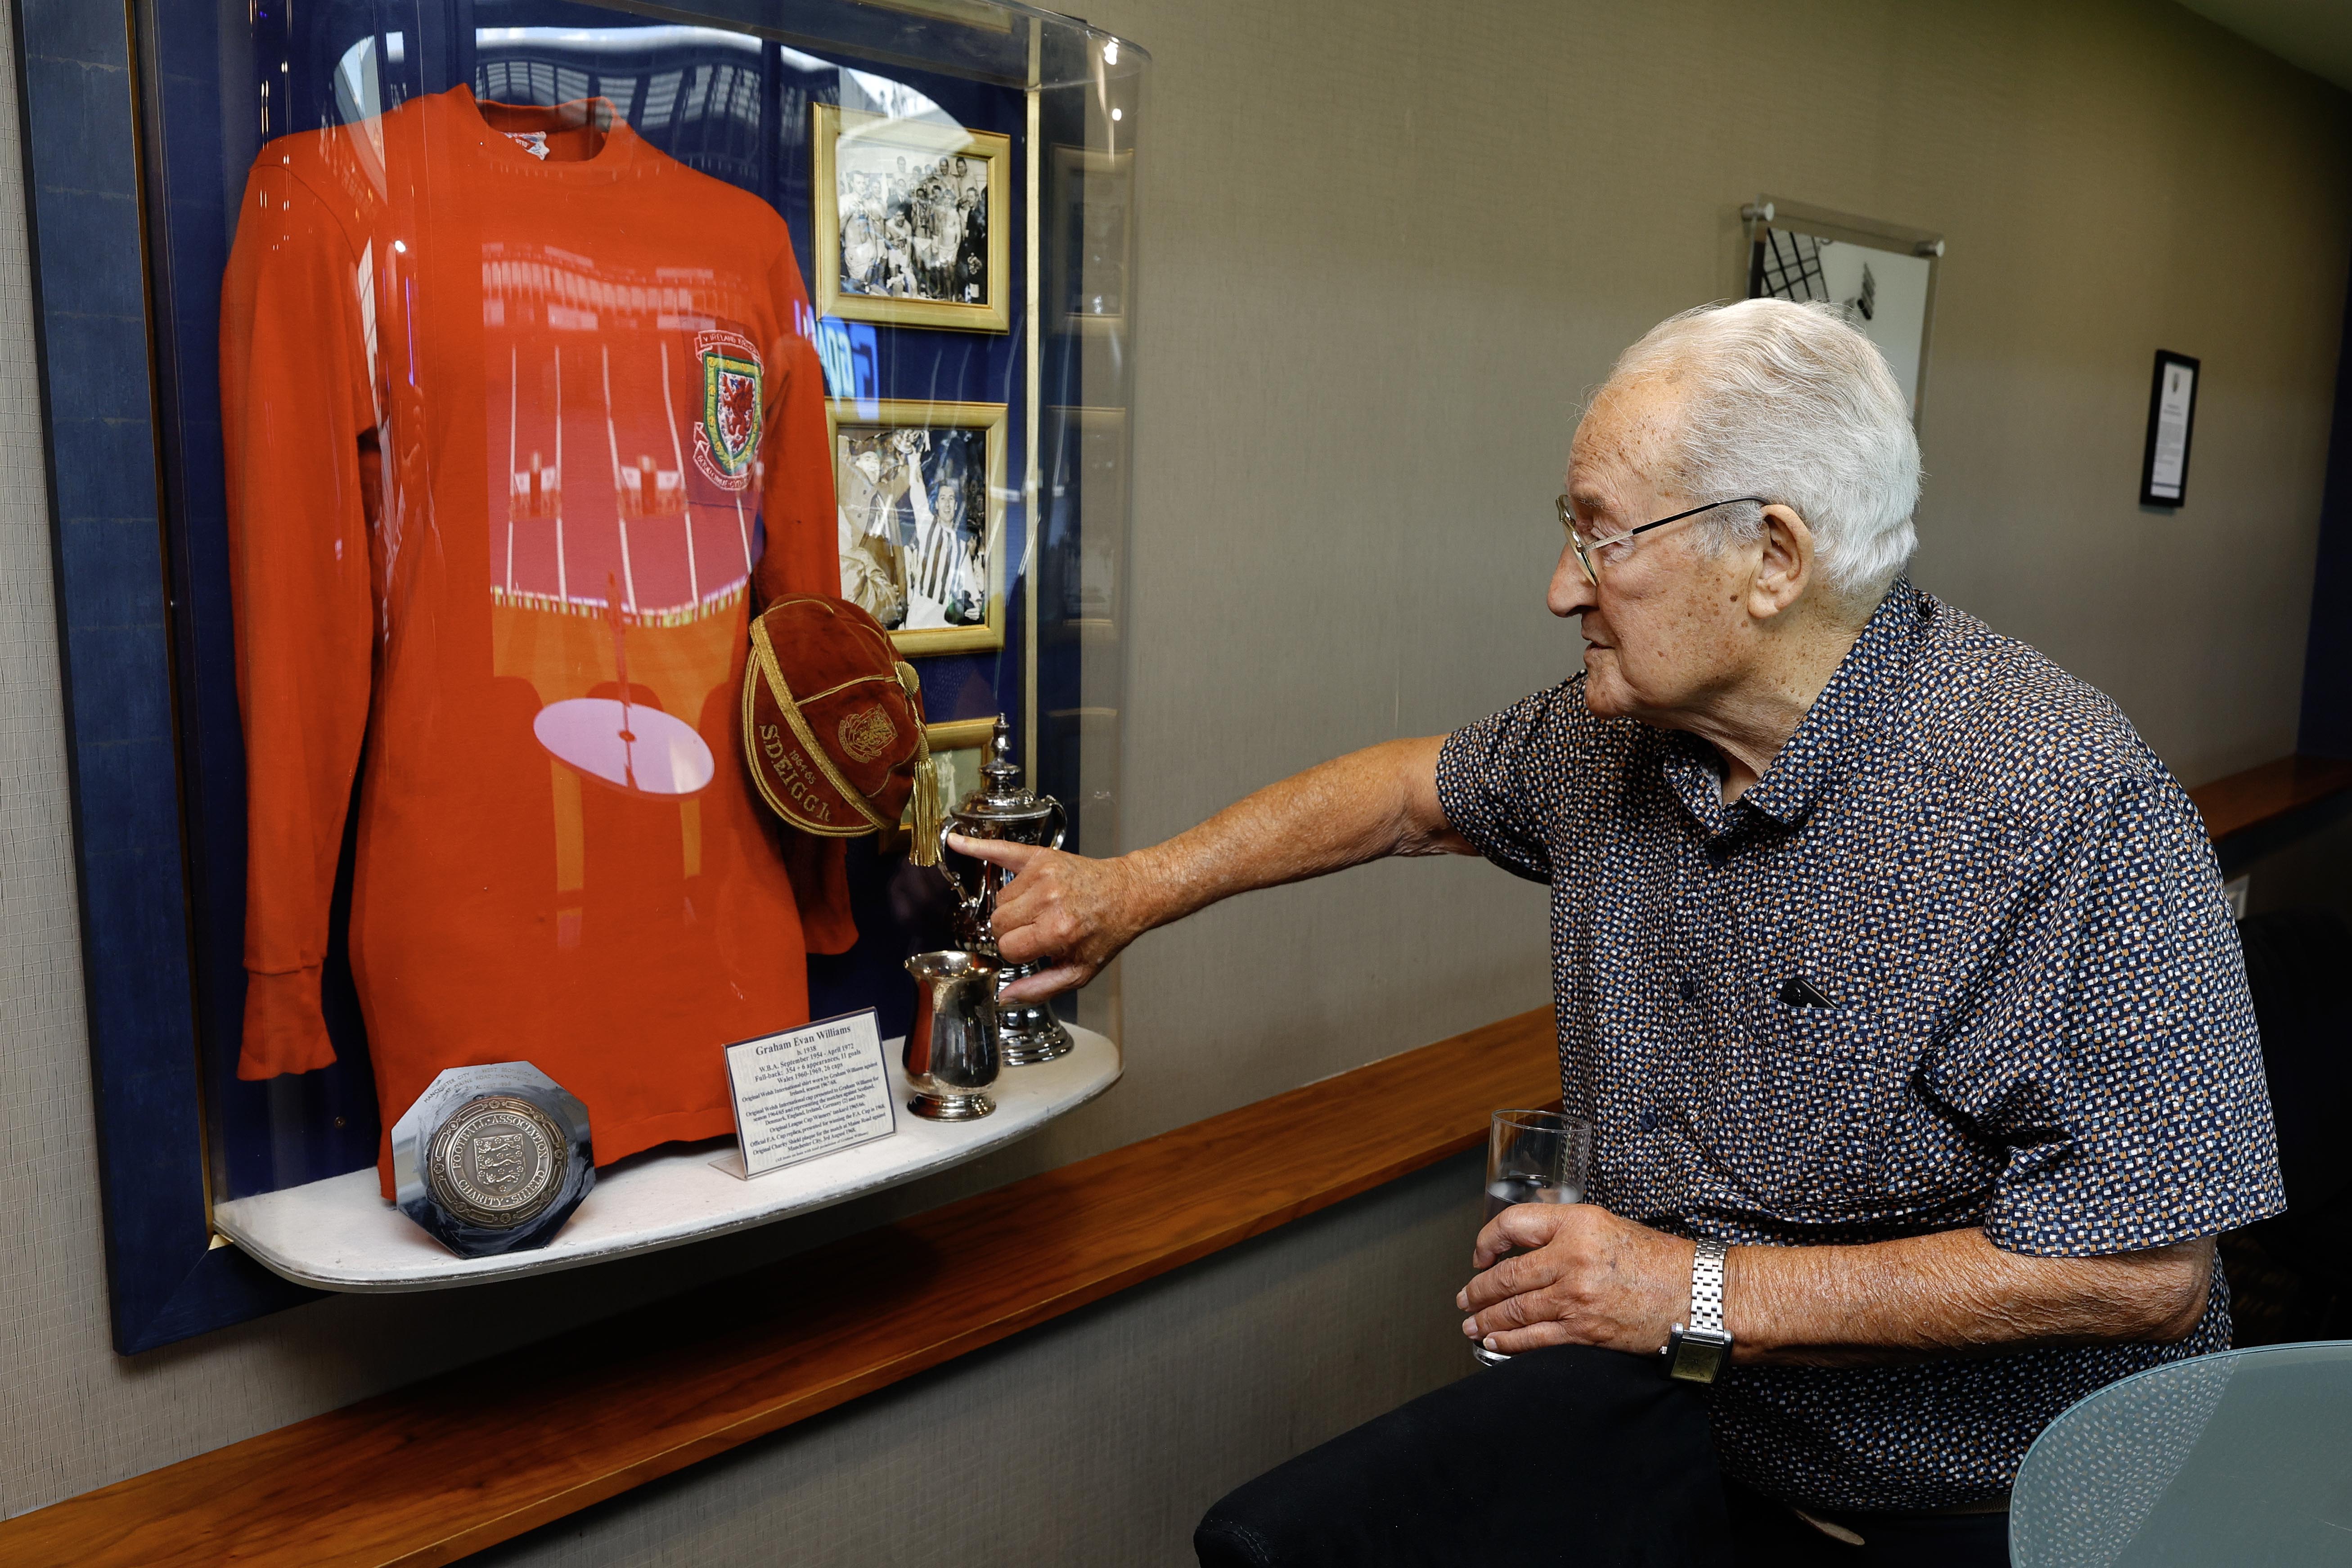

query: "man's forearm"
xmin=1118 ymin=736 xmax=1467 ymax=935
xmin=973 ymin=735 xmax=1470 ymax=997
xmin=1460 ymin=1206 xmax=2217 ymax=1364
xmin=1727 ymin=1227 xmax=2214 ymax=1367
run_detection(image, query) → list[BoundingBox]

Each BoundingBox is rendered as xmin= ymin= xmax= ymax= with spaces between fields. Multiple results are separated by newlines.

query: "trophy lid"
xmin=949 ymin=716 xmax=1059 ymax=829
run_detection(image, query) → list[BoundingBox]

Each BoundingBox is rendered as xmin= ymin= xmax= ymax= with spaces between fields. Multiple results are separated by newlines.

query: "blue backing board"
xmin=16 ymin=0 xmax=323 ymax=1354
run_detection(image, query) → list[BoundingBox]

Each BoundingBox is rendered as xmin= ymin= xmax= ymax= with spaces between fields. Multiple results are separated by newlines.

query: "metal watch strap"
xmin=1690 ymin=1236 xmax=1727 ymax=1335
xmin=1662 ymin=1236 xmax=1734 ymax=1384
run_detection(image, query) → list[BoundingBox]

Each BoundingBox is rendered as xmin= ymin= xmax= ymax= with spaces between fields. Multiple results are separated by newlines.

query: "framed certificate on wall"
xmin=2141 ymin=350 xmax=2200 ymax=508
xmin=1745 ymin=197 xmax=1943 ymax=424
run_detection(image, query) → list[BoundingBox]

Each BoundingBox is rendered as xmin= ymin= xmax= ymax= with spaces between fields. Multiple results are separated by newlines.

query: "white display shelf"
xmin=213 ymin=1024 xmax=1120 ymax=1293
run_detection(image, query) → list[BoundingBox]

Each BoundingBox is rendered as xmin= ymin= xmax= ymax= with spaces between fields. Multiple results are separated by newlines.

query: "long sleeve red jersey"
xmin=221 ymin=87 xmax=853 ymax=1190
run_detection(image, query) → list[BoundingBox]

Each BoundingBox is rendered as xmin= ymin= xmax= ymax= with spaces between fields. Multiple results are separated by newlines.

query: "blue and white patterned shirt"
xmin=1436 ymin=579 xmax=2284 ymax=1511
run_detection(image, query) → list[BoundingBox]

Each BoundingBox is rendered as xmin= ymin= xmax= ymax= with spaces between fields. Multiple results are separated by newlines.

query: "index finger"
xmin=1460 ymin=1241 xmax=1561 ymax=1309
xmin=944 ymin=833 xmax=1047 ymax=871
xmin=1471 ymin=1204 xmax=1571 ymax=1271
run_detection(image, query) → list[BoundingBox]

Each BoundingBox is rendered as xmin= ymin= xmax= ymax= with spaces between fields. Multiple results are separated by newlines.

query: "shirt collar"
xmin=1660 ymin=579 xmax=1928 ymax=838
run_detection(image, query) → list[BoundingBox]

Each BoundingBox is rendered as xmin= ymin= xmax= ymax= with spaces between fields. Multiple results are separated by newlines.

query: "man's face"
xmin=1552 ymin=382 xmax=1758 ymax=728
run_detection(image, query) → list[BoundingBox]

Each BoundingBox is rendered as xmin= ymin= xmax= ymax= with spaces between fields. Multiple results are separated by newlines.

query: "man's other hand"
xmin=944 ymin=833 xmax=1150 ymax=1002
xmin=1454 ymin=1204 xmax=1694 ymax=1359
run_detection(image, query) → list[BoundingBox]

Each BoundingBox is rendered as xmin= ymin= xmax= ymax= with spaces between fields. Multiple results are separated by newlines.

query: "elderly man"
xmin=954 ymin=299 xmax=2282 ymax=1563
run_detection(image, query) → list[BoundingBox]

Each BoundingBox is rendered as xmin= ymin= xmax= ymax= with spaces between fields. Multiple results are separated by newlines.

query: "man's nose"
xmin=1547 ymin=542 xmax=1596 ymax=619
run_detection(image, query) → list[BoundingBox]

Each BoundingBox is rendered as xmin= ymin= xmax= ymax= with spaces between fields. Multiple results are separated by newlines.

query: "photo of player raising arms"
xmin=831 ymin=403 xmax=1003 ymax=653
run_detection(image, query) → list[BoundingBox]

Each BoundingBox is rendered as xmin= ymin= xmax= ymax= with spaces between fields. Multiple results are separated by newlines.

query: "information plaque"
xmin=721 ymin=1011 xmax=899 ymax=1179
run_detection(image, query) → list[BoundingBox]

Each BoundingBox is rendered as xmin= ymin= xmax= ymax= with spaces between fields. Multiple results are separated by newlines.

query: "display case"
xmin=25 ymin=0 xmax=1142 ymax=1347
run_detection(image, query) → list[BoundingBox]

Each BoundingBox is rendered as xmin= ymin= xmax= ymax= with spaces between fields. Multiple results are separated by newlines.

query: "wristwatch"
xmin=1661 ymin=1236 xmax=1733 ymax=1383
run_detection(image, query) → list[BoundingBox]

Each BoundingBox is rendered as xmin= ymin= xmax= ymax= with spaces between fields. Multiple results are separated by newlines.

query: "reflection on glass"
xmin=476 ymin=26 xmax=768 ymax=185
xmin=2012 ymin=1351 xmax=2233 ymax=1567
xmin=2011 ymin=1343 xmax=2352 ymax=1567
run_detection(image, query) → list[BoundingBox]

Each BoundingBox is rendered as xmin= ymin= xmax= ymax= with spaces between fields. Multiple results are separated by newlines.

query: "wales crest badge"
xmin=693 ymin=328 xmax=763 ymax=490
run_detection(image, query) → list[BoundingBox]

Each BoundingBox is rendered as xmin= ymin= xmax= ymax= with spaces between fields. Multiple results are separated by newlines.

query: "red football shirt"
xmin=221 ymin=88 xmax=853 ymax=1189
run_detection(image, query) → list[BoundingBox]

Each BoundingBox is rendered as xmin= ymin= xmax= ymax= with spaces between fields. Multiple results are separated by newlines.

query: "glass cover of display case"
xmin=132 ymin=0 xmax=1141 ymax=1288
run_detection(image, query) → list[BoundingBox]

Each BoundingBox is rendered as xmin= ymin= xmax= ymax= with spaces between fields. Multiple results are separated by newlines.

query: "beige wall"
xmin=1 ymin=0 xmax=2348 ymax=1557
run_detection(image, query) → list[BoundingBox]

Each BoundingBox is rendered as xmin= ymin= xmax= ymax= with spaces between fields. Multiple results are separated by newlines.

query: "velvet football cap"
xmin=742 ymin=595 xmax=941 ymax=863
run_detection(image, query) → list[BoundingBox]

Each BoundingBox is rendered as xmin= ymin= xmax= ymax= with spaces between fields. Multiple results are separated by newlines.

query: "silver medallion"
xmin=391 ymin=1063 xmax=595 ymax=1258
xmin=424 ymin=1094 xmax=566 ymax=1229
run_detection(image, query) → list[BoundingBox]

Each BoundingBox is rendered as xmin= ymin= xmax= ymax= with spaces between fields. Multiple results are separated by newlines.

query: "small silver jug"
xmin=935 ymin=717 xmax=1073 ymax=1065
xmin=903 ymin=951 xmax=1002 ymax=1121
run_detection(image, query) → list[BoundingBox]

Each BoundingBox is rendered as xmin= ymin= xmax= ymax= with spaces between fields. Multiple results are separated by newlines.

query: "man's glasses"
xmin=1555 ymin=495 xmax=1769 ymax=585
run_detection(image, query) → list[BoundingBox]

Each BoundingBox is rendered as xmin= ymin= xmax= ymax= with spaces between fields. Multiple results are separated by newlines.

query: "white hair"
xmin=1601 ymin=298 xmax=1920 ymax=606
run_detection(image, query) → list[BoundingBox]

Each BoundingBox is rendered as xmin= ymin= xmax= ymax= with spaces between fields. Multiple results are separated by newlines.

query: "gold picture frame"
xmin=829 ymin=398 xmax=1008 ymax=656
xmin=888 ymin=717 xmax=998 ymax=837
xmin=924 ymin=717 xmax=998 ymax=812
xmin=1051 ymin=146 xmax=1133 ymax=337
xmin=814 ymin=104 xmax=1011 ymax=334
xmin=924 ymin=717 xmax=1000 ymax=752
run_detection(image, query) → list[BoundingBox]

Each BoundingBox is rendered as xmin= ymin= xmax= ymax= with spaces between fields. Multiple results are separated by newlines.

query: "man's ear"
xmin=1750 ymin=504 xmax=1812 ymax=620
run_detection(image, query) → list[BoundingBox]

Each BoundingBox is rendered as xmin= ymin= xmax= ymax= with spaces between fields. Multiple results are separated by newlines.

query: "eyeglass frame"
xmin=1555 ymin=494 xmax=1772 ymax=585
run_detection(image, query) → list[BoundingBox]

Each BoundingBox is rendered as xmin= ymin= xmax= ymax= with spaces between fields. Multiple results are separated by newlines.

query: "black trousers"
xmin=1193 ymin=1346 xmax=2009 ymax=1568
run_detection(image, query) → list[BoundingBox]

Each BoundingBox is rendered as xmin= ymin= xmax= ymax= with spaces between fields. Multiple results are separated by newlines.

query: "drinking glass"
xmin=1472 ymin=1108 xmax=1594 ymax=1367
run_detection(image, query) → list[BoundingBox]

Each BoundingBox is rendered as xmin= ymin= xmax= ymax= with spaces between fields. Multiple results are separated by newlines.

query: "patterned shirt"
xmin=1436 ymin=579 xmax=2284 ymax=1512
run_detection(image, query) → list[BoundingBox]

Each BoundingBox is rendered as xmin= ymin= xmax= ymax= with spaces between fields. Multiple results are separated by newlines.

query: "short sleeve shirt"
xmin=1435 ymin=580 xmax=2283 ymax=1511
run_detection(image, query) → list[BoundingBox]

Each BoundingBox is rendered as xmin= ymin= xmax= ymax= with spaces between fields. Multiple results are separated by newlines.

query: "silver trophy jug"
xmin=903 ymin=950 xmax=1002 ymax=1120
xmin=933 ymin=716 xmax=1074 ymax=1065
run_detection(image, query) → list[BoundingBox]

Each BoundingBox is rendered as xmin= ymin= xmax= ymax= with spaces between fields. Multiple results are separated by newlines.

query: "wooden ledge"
xmin=0 ymin=1009 xmax=1558 ymax=1568
xmin=2186 ymin=755 xmax=2352 ymax=876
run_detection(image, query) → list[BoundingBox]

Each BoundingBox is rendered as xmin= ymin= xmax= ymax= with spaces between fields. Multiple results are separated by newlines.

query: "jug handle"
xmin=1044 ymin=799 xmax=1068 ymax=852
xmin=935 ymin=821 xmax=974 ymax=901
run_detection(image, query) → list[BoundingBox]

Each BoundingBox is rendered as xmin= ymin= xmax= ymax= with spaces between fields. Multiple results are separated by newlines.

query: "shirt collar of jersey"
xmin=1659 ymin=578 xmax=1927 ymax=838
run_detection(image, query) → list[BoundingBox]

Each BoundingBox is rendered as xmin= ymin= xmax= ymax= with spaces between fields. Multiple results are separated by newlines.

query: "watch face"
xmin=1666 ymin=1326 xmax=1733 ymax=1384
xmin=424 ymin=1094 xmax=569 ymax=1229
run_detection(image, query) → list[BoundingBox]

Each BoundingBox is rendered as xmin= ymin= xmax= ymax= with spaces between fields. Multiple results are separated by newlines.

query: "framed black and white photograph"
xmin=2140 ymin=350 xmax=2200 ymax=508
xmin=1747 ymin=197 xmax=1942 ymax=422
xmin=831 ymin=399 xmax=1008 ymax=654
xmin=814 ymin=104 xmax=1010 ymax=333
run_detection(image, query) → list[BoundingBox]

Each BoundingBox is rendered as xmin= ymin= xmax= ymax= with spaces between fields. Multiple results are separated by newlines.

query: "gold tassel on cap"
xmin=910 ymin=748 xmax=944 ymax=867
xmin=896 ymin=661 xmax=945 ymax=867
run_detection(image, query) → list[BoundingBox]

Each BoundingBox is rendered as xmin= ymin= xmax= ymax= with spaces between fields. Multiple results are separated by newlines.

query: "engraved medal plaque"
xmin=391 ymin=1064 xmax=594 ymax=1258
xmin=424 ymin=1095 xmax=566 ymax=1228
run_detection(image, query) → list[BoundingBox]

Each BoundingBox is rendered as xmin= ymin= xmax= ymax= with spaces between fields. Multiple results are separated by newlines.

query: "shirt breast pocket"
xmin=1706 ymin=1002 xmax=1904 ymax=1218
